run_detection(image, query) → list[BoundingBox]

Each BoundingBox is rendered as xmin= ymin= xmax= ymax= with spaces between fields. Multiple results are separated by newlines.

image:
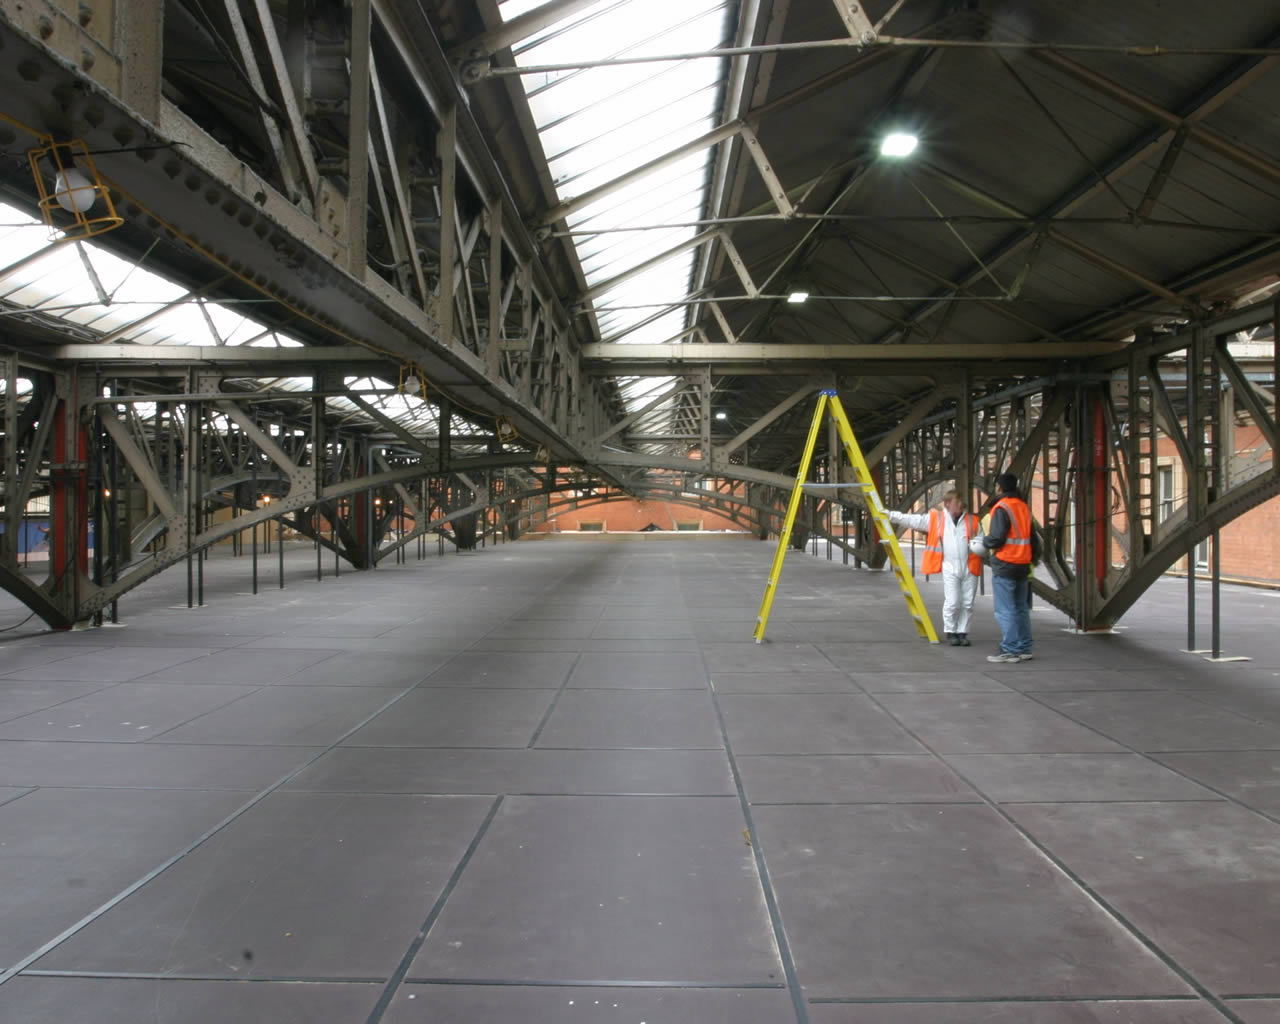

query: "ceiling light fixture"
xmin=880 ymin=132 xmax=918 ymax=158
xmin=787 ymin=290 xmax=809 ymax=304
xmin=26 ymin=138 xmax=122 ymax=240
xmin=53 ymin=167 xmax=97 ymax=213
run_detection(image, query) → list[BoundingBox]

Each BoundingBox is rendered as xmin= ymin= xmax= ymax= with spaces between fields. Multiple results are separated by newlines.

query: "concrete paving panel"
xmin=568 ymin=651 xmax=706 ymax=689
xmin=384 ymin=984 xmax=795 ymax=1023
xmin=718 ymin=693 xmax=925 ymax=755
xmin=1035 ymin=691 xmax=1280 ymax=751
xmin=0 ymin=681 xmax=261 ymax=743
xmin=709 ymin=670 xmax=862 ymax=693
xmin=345 ymin=688 xmax=555 ymax=748
xmin=0 ymin=680 xmax=115 ymax=723
xmin=0 ymin=977 xmax=380 ymax=1023
xmin=851 ymin=670 xmax=1013 ymax=693
xmin=1229 ymin=1001 xmax=1280 ymax=1023
xmin=875 ymin=693 xmax=1127 ymax=754
xmin=153 ymin=685 xmax=405 ymax=745
xmin=0 ymin=787 xmax=247 ymax=966
xmin=275 ymin=650 xmax=449 ymax=687
xmin=945 ymin=753 xmax=1221 ymax=803
xmin=0 ymin=646 xmax=216 ymax=681
xmin=753 ymin=803 xmax=1191 ymax=1000
xmin=36 ymin=792 xmax=494 ymax=978
xmin=136 ymin=647 xmax=338 ymax=684
xmin=737 ymin=753 xmax=978 ymax=804
xmin=533 ymin=689 xmax=723 ymax=749
xmin=808 ymin=999 xmax=1227 ymax=1022
xmin=701 ymin=642 xmax=836 ymax=673
xmin=0 ymin=739 xmax=317 ymax=790
xmin=426 ymin=650 xmax=578 ymax=688
xmin=410 ymin=795 xmax=781 ymax=983
xmin=1008 ymin=800 xmax=1280 ymax=994
xmin=286 ymin=746 xmax=735 ymax=796
xmin=1154 ymin=750 xmax=1280 ymax=816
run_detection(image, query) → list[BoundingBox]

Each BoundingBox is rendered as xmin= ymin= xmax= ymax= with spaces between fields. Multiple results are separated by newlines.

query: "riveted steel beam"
xmin=582 ymin=341 xmax=1125 ymax=363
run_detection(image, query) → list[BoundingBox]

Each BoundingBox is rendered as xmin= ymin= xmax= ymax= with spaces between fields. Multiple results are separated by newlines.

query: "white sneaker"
xmin=987 ymin=652 xmax=1020 ymax=664
xmin=1017 ymin=652 xmax=1034 ymax=661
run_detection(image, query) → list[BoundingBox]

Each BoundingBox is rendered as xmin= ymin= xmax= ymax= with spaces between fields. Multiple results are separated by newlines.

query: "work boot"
xmin=947 ymin=632 xmax=960 ymax=646
xmin=957 ymin=633 xmax=971 ymax=646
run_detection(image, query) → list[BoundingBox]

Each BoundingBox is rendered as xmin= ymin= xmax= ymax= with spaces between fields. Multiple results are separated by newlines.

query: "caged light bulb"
xmin=53 ymin=167 xmax=97 ymax=213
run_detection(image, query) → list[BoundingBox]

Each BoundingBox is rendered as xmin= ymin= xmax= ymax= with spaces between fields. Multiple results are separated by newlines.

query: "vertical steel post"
xmin=313 ymin=392 xmax=324 ymax=582
xmin=184 ymin=395 xmax=194 ymax=610
xmin=278 ymin=512 xmax=284 ymax=588
xmin=91 ymin=412 xmax=104 ymax=627
xmin=1186 ymin=551 xmax=1196 ymax=651
xmin=366 ymin=445 xmax=375 ymax=569
xmin=1211 ymin=529 xmax=1221 ymax=659
xmin=251 ymin=457 xmax=259 ymax=595
xmin=195 ymin=403 xmax=204 ymax=608
xmin=1209 ymin=337 xmax=1222 ymax=659
xmin=1186 ymin=334 xmax=1199 ymax=651
xmin=108 ymin=404 xmax=120 ymax=623
xmin=2 ymin=355 xmax=17 ymax=568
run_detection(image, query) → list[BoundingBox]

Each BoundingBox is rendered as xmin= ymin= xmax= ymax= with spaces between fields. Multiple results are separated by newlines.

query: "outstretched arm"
xmin=887 ymin=511 xmax=930 ymax=533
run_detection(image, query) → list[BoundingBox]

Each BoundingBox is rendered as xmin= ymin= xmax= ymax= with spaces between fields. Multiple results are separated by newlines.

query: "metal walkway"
xmin=1 ymin=538 xmax=1279 ymax=1023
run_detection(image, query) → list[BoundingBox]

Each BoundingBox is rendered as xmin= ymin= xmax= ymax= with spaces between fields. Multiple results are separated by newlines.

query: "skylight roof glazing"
xmin=499 ymin=0 xmax=731 ymax=422
xmin=0 ymin=203 xmax=302 ymax=350
xmin=0 ymin=202 xmax=451 ymax=437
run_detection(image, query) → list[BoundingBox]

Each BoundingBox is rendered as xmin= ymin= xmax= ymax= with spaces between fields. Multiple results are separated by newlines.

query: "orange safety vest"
xmin=922 ymin=509 xmax=984 ymax=577
xmin=992 ymin=496 xmax=1033 ymax=565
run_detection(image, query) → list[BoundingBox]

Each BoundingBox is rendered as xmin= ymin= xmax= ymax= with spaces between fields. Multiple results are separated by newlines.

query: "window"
xmin=1157 ymin=466 xmax=1174 ymax=522
xmin=675 ymin=521 xmax=701 ymax=531
xmin=578 ymin=521 xmax=605 ymax=532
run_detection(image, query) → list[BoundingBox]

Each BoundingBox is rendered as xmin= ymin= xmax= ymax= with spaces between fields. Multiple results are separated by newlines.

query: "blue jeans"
xmin=992 ymin=575 xmax=1032 ymax=654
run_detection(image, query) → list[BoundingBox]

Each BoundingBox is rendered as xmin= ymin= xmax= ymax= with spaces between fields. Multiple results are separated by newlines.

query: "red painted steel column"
xmin=1093 ymin=394 xmax=1107 ymax=593
xmin=50 ymin=398 xmax=89 ymax=595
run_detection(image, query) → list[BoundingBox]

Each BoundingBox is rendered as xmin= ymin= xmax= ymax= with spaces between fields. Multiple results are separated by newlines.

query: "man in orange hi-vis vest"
xmin=980 ymin=472 xmax=1039 ymax=664
xmin=888 ymin=488 xmax=983 ymax=647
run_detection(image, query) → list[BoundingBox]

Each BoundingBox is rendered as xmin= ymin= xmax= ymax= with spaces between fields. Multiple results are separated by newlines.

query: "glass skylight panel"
xmin=0 ymin=200 xmax=314 ymax=351
xmin=499 ymin=0 xmax=731 ymax=422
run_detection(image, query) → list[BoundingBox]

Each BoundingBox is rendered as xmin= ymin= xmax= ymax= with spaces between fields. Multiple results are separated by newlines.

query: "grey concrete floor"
xmin=1 ymin=536 xmax=1280 ymax=1023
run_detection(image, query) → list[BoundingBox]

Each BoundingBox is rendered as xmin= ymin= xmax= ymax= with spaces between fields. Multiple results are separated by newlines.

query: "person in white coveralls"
xmin=887 ymin=488 xmax=984 ymax=646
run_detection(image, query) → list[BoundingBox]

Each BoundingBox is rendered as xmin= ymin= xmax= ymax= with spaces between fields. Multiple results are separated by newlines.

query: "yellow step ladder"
xmin=753 ymin=390 xmax=939 ymax=645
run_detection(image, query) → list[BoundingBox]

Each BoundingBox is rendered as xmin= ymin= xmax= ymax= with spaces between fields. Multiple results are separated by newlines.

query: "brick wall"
xmin=1024 ymin=423 xmax=1280 ymax=586
xmin=1147 ymin=426 xmax=1279 ymax=583
xmin=530 ymin=498 xmax=747 ymax=533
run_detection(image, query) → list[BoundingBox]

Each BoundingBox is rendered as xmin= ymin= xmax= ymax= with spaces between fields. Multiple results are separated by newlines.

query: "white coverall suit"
xmin=889 ymin=509 xmax=981 ymax=636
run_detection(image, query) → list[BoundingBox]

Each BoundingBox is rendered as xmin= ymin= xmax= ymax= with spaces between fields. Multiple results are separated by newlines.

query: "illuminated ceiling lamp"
xmin=27 ymin=138 xmax=123 ymax=241
xmin=879 ymin=131 xmax=919 ymax=158
xmin=54 ymin=167 xmax=97 ymax=212
xmin=496 ymin=416 xmax=519 ymax=442
xmin=400 ymin=364 xmax=425 ymax=397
